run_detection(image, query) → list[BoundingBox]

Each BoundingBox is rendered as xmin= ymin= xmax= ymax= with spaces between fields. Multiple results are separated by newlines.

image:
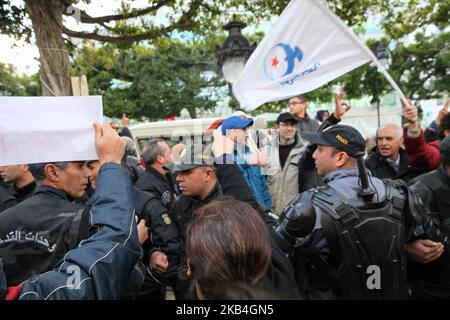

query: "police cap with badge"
xmin=302 ymin=124 xmax=366 ymax=158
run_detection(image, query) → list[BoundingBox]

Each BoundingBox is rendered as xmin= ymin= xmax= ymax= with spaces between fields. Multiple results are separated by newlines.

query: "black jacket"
xmin=124 ymin=155 xmax=144 ymax=185
xmin=135 ymin=167 xmax=179 ymax=264
xmin=0 ymin=184 xmax=16 ymax=213
xmin=408 ymin=165 xmax=450 ymax=299
xmin=366 ymin=147 xmax=423 ymax=183
xmin=0 ymin=185 xmax=84 ymax=286
xmin=215 ymin=155 xmax=271 ymax=220
xmin=8 ymin=181 xmax=37 ymax=203
xmin=135 ymin=166 xmax=175 ymax=210
xmin=172 ymin=183 xmax=223 ymax=257
xmin=133 ymin=187 xmax=180 ymax=266
xmin=119 ymin=127 xmax=133 ymax=139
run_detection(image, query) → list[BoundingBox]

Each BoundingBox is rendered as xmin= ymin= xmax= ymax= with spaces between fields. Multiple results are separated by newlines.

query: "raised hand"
xmin=401 ymin=97 xmax=419 ymax=124
xmin=93 ymin=123 xmax=126 ymax=165
xmin=121 ymin=113 xmax=130 ymax=128
xmin=436 ymin=99 xmax=449 ymax=125
xmin=334 ymin=91 xmax=352 ymax=120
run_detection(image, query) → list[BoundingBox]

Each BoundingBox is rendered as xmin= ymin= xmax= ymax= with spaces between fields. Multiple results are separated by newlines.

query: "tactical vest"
xmin=308 ymin=181 xmax=407 ymax=299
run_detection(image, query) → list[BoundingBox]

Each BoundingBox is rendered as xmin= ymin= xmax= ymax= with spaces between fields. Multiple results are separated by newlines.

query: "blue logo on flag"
xmin=264 ymin=43 xmax=303 ymax=80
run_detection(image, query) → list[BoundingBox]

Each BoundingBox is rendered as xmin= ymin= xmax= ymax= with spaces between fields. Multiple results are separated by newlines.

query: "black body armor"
xmin=273 ymin=179 xmax=447 ymax=300
xmin=313 ymin=182 xmax=406 ymax=299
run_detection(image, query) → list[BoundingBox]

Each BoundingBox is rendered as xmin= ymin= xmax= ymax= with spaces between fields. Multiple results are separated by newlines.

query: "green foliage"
xmin=0 ymin=62 xmax=40 ymax=96
xmin=73 ymin=39 xmax=223 ymax=120
xmin=0 ymin=0 xmax=32 ymax=41
xmin=389 ymin=31 xmax=450 ymax=99
xmin=382 ymin=0 xmax=449 ymax=39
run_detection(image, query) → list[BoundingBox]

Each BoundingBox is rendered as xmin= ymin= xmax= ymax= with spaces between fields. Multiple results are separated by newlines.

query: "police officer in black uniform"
xmin=167 ymin=143 xmax=300 ymax=299
xmin=272 ymin=124 xmax=447 ymax=299
xmin=134 ymin=139 xmax=182 ymax=299
xmin=0 ymin=161 xmax=89 ymax=286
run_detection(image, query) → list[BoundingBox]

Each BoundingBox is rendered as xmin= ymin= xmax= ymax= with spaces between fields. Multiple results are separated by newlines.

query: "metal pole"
xmin=377 ymin=97 xmax=381 ymax=128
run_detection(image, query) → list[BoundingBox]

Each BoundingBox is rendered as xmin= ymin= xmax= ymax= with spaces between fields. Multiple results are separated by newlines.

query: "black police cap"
xmin=302 ymin=124 xmax=366 ymax=158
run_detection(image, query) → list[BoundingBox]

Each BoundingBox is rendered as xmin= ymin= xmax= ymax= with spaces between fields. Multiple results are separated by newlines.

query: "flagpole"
xmin=372 ymin=60 xmax=407 ymax=102
xmin=315 ymin=0 xmax=407 ymax=102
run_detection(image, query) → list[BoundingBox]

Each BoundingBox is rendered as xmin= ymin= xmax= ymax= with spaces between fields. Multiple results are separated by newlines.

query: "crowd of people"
xmin=0 ymin=93 xmax=449 ymax=300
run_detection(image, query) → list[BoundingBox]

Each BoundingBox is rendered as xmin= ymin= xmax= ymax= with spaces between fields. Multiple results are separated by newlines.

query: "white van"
xmin=129 ymin=117 xmax=223 ymax=155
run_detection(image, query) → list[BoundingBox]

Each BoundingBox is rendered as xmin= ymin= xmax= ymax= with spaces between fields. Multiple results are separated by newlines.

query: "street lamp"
xmin=216 ymin=21 xmax=256 ymax=86
xmin=371 ymin=41 xmax=389 ymax=128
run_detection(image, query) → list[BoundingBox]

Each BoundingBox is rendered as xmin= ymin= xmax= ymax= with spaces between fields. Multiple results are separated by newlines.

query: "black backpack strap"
xmin=312 ymin=186 xmax=357 ymax=225
xmin=382 ymin=179 xmax=405 ymax=221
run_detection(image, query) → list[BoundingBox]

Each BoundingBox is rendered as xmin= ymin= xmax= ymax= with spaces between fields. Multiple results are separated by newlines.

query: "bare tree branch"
xmin=62 ymin=1 xmax=202 ymax=46
xmin=63 ymin=0 xmax=174 ymax=24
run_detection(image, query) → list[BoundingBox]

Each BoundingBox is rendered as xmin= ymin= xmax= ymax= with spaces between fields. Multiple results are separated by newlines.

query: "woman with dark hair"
xmin=186 ymin=197 xmax=273 ymax=299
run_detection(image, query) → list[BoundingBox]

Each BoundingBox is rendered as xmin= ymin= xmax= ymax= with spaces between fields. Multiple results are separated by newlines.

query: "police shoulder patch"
xmin=162 ymin=213 xmax=172 ymax=225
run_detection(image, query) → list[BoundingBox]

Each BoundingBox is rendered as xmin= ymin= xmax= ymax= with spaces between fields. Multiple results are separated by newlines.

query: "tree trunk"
xmin=186 ymin=106 xmax=197 ymax=119
xmin=26 ymin=0 xmax=72 ymax=96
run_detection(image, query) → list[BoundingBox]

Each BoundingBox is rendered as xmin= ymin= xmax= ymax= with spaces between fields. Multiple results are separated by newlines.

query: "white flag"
xmin=233 ymin=0 xmax=377 ymax=111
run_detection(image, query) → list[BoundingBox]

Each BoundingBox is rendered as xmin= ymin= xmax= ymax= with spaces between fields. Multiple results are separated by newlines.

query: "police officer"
xmin=0 ymin=160 xmax=89 ymax=286
xmin=135 ymin=139 xmax=181 ymax=299
xmin=169 ymin=143 xmax=300 ymax=299
xmin=0 ymin=123 xmax=142 ymax=300
xmin=272 ymin=124 xmax=447 ymax=299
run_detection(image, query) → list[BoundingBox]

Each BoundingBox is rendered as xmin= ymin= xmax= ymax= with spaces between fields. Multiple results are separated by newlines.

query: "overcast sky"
xmin=0 ymin=0 xmax=157 ymax=75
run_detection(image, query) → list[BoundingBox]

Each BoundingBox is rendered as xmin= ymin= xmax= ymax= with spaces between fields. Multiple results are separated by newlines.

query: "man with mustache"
xmin=366 ymin=124 xmax=423 ymax=182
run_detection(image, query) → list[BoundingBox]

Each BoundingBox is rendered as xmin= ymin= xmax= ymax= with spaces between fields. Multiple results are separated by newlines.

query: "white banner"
xmin=233 ymin=0 xmax=377 ymax=111
xmin=0 ymin=96 xmax=103 ymax=165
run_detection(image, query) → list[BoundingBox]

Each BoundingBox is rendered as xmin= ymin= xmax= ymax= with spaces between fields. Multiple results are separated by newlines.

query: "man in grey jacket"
xmin=263 ymin=112 xmax=307 ymax=215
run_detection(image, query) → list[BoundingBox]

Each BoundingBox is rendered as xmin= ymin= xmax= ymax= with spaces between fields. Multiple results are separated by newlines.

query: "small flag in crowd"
xmin=233 ymin=0 xmax=378 ymax=111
